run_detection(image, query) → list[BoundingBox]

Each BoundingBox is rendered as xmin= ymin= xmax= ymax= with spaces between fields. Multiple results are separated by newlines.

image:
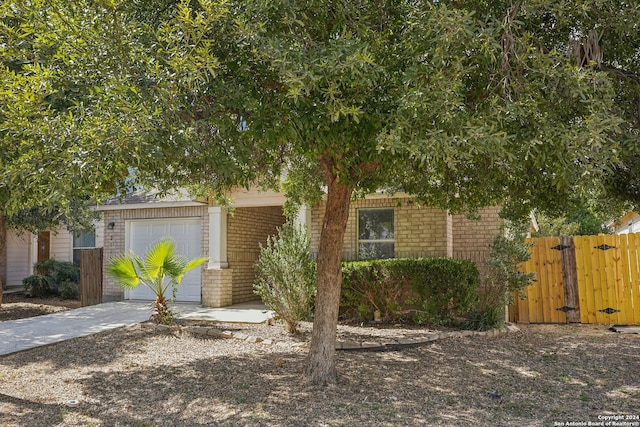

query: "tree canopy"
xmin=0 ymin=2 xmax=133 ymax=233
xmin=1 ymin=0 xmax=638 ymax=384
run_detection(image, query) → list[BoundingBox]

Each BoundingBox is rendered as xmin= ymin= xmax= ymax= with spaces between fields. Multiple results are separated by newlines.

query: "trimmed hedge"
xmin=341 ymin=261 xmax=407 ymax=322
xmin=341 ymin=258 xmax=479 ymax=325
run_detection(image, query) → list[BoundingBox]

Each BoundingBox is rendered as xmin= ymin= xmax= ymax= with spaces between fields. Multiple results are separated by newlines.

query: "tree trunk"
xmin=304 ymin=159 xmax=354 ymax=386
xmin=0 ymin=214 xmax=6 ymax=308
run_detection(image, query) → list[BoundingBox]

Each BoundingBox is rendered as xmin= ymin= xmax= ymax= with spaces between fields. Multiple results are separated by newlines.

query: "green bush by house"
xmin=254 ymin=223 xmax=317 ymax=334
xmin=341 ymin=258 xmax=480 ymax=325
xmin=23 ymin=259 xmax=80 ymax=299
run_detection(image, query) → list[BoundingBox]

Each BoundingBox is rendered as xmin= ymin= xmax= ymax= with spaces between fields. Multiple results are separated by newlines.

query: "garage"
xmin=126 ymin=218 xmax=203 ymax=302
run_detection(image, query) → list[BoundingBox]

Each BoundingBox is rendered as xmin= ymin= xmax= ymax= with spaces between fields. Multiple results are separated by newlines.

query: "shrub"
xmin=340 ymin=258 xmax=479 ymax=325
xmin=341 ymin=261 xmax=407 ymax=321
xmin=254 ymin=223 xmax=317 ymax=333
xmin=463 ymin=305 xmax=504 ymax=332
xmin=34 ymin=259 xmax=80 ymax=284
xmin=462 ymin=221 xmax=535 ymax=331
xmin=23 ymin=274 xmax=55 ymax=297
xmin=25 ymin=259 xmax=81 ymax=299
xmin=405 ymin=258 xmax=479 ymax=325
xmin=59 ymin=281 xmax=80 ymax=300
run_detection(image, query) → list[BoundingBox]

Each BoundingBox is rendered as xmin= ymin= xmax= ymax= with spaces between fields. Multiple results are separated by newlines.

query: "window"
xmin=73 ymin=231 xmax=96 ymax=265
xmin=358 ymin=208 xmax=394 ymax=260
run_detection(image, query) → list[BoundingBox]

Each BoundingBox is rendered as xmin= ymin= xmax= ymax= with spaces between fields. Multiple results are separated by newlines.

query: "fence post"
xmin=559 ymin=236 xmax=580 ymax=322
xmin=80 ymin=248 xmax=103 ymax=306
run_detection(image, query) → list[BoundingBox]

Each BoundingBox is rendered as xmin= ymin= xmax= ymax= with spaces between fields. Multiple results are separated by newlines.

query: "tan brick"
xmin=227 ymin=206 xmax=286 ymax=304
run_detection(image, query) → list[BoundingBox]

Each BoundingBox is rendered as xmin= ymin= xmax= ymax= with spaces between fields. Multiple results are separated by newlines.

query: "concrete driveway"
xmin=0 ymin=300 xmax=274 ymax=356
xmin=0 ymin=301 xmax=155 ymax=356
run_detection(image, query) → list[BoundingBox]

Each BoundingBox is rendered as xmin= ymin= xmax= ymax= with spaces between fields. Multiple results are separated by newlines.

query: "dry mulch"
xmin=1 ymin=297 xmax=639 ymax=426
xmin=0 ymin=293 xmax=80 ymax=321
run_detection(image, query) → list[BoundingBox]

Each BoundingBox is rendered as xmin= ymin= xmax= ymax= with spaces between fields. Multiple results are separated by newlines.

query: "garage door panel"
xmin=127 ymin=219 xmax=202 ymax=302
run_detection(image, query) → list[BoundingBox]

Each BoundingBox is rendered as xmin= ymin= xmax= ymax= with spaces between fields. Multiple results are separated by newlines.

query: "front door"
xmin=37 ymin=231 xmax=50 ymax=263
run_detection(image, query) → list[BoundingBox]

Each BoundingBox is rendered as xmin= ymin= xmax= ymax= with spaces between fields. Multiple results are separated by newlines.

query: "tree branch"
xmin=598 ymin=64 xmax=640 ymax=85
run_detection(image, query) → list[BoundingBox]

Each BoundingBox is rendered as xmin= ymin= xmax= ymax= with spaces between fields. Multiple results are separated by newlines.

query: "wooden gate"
xmin=80 ymin=248 xmax=103 ymax=307
xmin=512 ymin=234 xmax=640 ymax=324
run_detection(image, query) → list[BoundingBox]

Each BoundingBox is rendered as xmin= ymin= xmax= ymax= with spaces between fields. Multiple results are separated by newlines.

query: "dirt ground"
xmin=1 ymin=296 xmax=639 ymax=426
xmin=0 ymin=293 xmax=80 ymax=321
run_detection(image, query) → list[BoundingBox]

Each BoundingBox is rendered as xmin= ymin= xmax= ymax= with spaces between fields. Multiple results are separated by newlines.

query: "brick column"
xmin=202 ymin=206 xmax=233 ymax=307
xmin=201 ymin=267 xmax=233 ymax=307
xmin=101 ymin=211 xmax=125 ymax=302
xmin=0 ymin=216 xmax=6 ymax=289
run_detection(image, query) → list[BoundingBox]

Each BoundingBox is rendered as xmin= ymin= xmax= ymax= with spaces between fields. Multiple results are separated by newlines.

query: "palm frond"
xmin=174 ymin=256 xmax=208 ymax=284
xmin=163 ymin=254 xmax=188 ymax=278
xmin=143 ymin=238 xmax=176 ymax=278
xmin=106 ymin=254 xmax=141 ymax=289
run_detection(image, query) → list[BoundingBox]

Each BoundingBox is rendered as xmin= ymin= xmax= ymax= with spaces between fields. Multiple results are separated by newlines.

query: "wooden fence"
xmin=80 ymin=248 xmax=103 ymax=307
xmin=511 ymin=234 xmax=640 ymax=324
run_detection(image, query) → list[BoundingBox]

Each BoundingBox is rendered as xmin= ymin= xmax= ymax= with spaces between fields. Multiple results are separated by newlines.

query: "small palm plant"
xmin=106 ymin=238 xmax=207 ymax=324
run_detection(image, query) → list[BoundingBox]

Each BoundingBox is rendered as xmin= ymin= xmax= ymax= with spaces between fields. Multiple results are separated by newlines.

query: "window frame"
xmin=357 ymin=207 xmax=395 ymax=260
xmin=72 ymin=231 xmax=97 ymax=265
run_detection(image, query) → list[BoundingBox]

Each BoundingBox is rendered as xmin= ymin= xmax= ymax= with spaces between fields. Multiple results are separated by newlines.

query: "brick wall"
xmin=101 ymin=206 xmax=208 ymax=302
xmin=102 ymin=210 xmax=124 ymax=301
xmin=227 ymin=206 xmax=286 ymax=304
xmin=202 ymin=268 xmax=233 ymax=307
xmin=311 ymin=197 xmax=451 ymax=260
xmin=452 ymin=206 xmax=503 ymax=268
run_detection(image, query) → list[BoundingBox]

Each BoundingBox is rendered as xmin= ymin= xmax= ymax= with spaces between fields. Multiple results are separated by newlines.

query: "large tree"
xmin=2 ymin=0 xmax=638 ymax=385
xmin=0 ymin=5 xmax=133 ymax=305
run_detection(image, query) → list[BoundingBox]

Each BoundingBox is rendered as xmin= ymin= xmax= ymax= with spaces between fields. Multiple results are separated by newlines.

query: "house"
xmin=611 ymin=211 xmax=640 ymax=234
xmin=99 ymin=188 xmax=502 ymax=307
xmin=1 ymin=222 xmax=104 ymax=288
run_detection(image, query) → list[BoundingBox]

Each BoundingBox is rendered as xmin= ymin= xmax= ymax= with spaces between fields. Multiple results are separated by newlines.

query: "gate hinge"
xmin=594 ymin=244 xmax=615 ymax=251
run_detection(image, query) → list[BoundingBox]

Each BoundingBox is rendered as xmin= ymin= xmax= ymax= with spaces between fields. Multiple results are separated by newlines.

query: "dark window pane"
xmin=358 ymin=209 xmax=394 ymax=240
xmin=73 ymin=232 xmax=95 ymax=248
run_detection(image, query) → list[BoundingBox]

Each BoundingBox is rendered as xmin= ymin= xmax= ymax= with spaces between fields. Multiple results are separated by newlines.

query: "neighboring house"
xmin=611 ymin=211 xmax=640 ymax=234
xmin=99 ymin=188 xmax=502 ymax=307
xmin=2 ymin=223 xmax=104 ymax=287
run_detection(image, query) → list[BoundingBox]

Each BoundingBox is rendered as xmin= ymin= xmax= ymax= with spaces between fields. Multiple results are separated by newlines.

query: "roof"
xmin=98 ymin=189 xmax=207 ymax=211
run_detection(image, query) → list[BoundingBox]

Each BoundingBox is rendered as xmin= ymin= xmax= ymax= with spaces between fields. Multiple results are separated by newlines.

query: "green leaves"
xmin=254 ymin=222 xmax=317 ymax=333
xmin=107 ymin=237 xmax=206 ymax=323
xmin=105 ymin=255 xmax=141 ymax=289
xmin=2 ymin=0 xmax=638 ymax=224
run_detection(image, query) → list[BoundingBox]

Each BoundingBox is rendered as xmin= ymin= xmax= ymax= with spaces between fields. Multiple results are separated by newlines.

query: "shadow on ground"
xmin=1 ymin=325 xmax=639 ymax=426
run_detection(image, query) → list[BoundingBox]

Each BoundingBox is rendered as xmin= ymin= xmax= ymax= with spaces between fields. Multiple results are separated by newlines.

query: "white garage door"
xmin=126 ymin=218 xmax=202 ymax=302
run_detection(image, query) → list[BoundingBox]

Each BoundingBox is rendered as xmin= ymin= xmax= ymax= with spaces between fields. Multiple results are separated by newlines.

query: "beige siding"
xmin=4 ymin=218 xmax=103 ymax=287
xmin=49 ymin=226 xmax=73 ymax=262
xmin=6 ymin=231 xmax=32 ymax=286
xmin=311 ymin=197 xmax=451 ymax=260
xmin=227 ymin=206 xmax=286 ymax=304
xmin=102 ymin=206 xmax=208 ymax=302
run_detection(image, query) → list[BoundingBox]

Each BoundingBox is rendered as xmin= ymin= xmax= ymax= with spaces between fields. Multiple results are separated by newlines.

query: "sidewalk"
xmin=0 ymin=301 xmax=274 ymax=356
